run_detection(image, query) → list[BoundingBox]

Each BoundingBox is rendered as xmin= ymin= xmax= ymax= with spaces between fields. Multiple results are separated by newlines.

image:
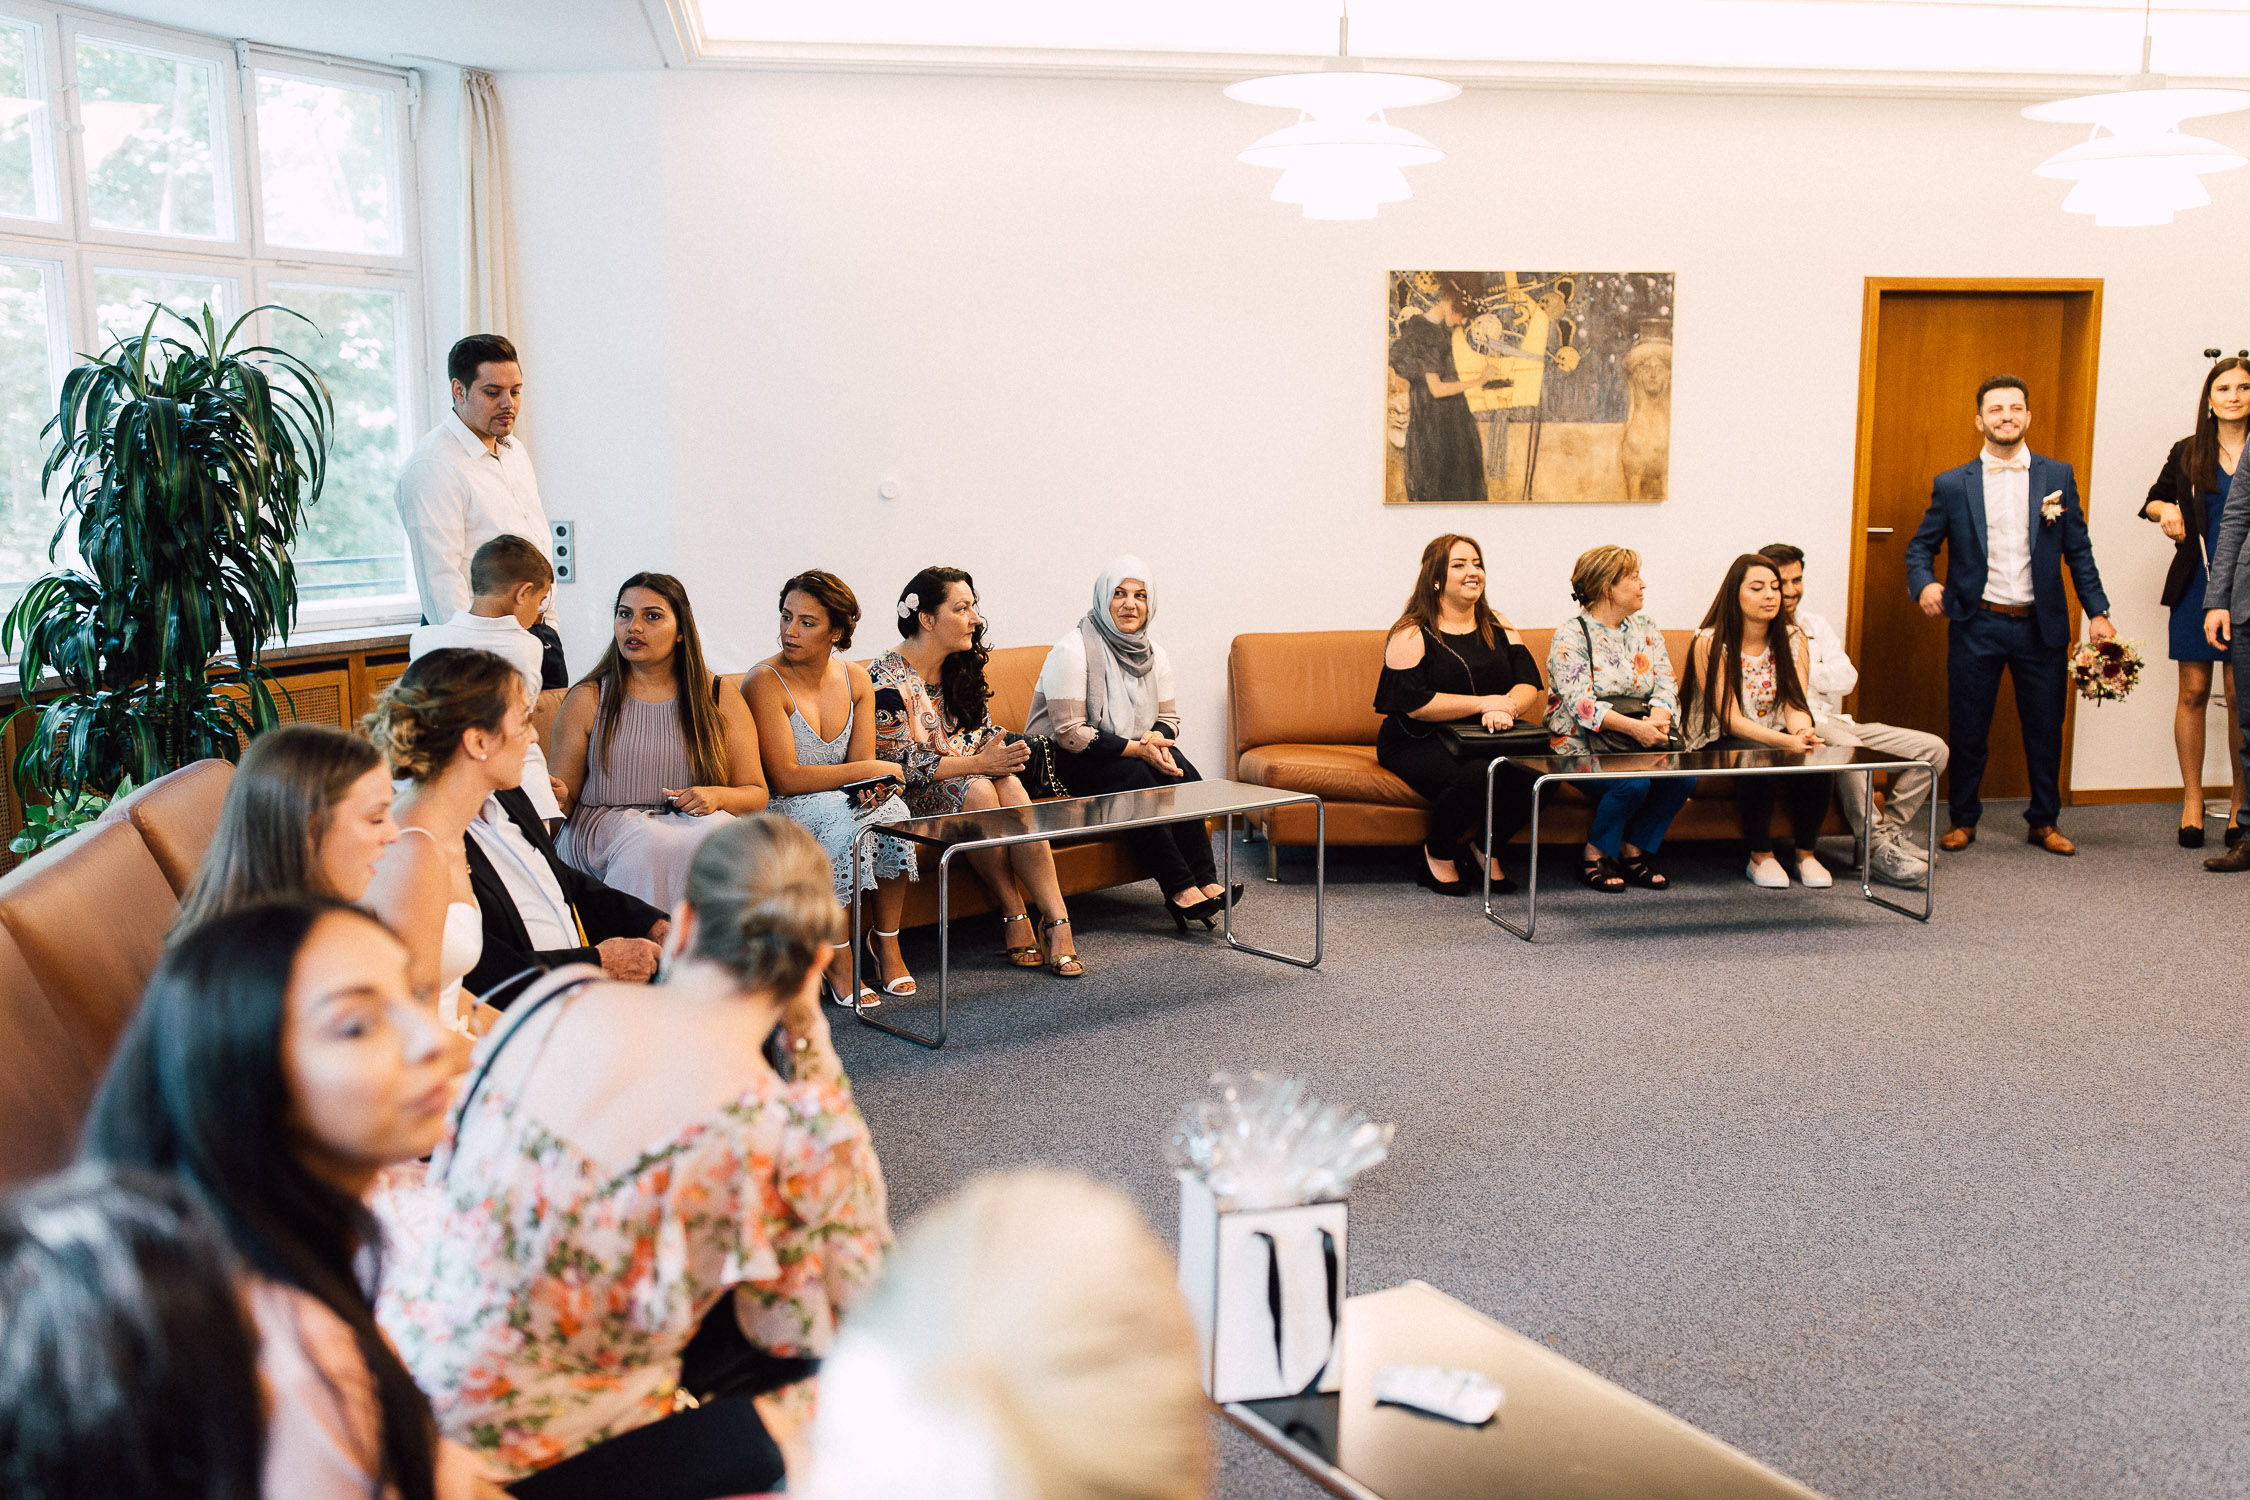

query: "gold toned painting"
xmin=1385 ymin=270 xmax=1674 ymax=504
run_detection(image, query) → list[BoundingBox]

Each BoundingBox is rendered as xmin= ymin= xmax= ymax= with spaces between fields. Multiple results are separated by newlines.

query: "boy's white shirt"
xmin=406 ymin=610 xmax=565 ymax=822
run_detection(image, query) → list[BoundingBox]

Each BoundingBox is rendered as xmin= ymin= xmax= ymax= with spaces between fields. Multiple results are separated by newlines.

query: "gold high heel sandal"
xmin=1001 ymin=910 xmax=1045 ymax=968
xmin=864 ymin=928 xmax=917 ymax=998
xmin=1038 ymin=916 xmax=1086 ymax=979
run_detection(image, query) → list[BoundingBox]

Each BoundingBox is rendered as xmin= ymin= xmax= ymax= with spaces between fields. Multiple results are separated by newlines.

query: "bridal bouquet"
xmin=2070 ymin=638 xmax=2143 ymax=704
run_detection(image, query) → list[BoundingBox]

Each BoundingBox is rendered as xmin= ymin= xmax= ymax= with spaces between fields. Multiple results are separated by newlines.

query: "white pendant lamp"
xmin=2024 ymin=14 xmax=2249 ymax=227
xmin=1226 ymin=6 xmax=1458 ymax=221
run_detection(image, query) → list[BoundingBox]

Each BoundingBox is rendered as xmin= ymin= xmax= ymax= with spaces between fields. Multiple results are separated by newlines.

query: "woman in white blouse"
xmin=1026 ymin=556 xmax=1230 ymax=930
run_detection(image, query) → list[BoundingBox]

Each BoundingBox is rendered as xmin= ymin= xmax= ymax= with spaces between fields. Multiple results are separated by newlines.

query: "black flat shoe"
xmin=2228 ymin=821 xmax=2244 ymax=849
xmin=2180 ymin=824 xmax=2206 ymax=849
xmin=1414 ymin=863 xmax=1471 ymax=897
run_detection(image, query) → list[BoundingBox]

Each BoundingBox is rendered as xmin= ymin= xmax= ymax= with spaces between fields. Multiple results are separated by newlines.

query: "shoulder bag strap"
xmin=439 ymin=966 xmax=600 ymax=1186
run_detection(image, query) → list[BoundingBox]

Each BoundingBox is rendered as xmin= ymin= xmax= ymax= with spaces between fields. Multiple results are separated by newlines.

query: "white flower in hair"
xmin=897 ymin=592 xmax=919 ymax=619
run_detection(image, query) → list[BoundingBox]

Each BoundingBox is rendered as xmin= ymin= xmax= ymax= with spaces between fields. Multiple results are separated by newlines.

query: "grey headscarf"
xmin=1079 ymin=555 xmax=1159 ymax=738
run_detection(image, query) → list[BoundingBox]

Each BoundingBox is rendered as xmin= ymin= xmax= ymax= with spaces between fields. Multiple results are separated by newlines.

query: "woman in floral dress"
xmin=1544 ymin=545 xmax=1693 ymax=893
xmin=377 ymin=815 xmax=890 ymax=1496
xmin=866 ymin=565 xmax=1084 ymax=978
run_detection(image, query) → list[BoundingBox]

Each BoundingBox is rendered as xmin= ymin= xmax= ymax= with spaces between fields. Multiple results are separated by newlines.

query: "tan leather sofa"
xmin=1229 ymin=628 xmax=1854 ymax=870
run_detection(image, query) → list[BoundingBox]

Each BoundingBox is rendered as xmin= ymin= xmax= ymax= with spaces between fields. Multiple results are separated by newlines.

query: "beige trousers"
xmin=1815 ymin=717 xmax=1949 ymax=850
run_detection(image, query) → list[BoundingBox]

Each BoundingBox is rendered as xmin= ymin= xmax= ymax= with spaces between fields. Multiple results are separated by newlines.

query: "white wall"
xmin=504 ymin=68 xmax=2249 ymax=793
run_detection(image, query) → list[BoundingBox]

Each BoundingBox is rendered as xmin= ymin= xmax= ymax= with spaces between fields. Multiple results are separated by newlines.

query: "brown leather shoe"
xmin=2204 ymin=842 xmax=2250 ymax=873
xmin=2026 ymin=825 xmax=2076 ymax=856
xmin=1939 ymin=825 xmax=1976 ymax=851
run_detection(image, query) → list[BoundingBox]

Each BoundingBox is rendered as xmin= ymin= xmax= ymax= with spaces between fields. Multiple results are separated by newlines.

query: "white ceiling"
xmin=63 ymin=0 xmax=2250 ymax=84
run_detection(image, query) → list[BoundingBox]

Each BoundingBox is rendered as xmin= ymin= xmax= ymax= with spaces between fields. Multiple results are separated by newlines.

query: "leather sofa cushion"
xmin=1239 ymin=743 xmax=1426 ymax=807
xmin=1230 ymin=631 xmax=1388 ymax=754
xmin=0 ymin=820 xmax=176 ymax=1073
xmin=0 ymin=924 xmax=96 ymax=1189
xmin=100 ymin=759 xmax=234 ymax=896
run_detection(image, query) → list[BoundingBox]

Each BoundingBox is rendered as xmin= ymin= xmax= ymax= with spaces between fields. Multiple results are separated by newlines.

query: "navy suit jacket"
xmin=1904 ymin=451 xmax=2110 ymax=650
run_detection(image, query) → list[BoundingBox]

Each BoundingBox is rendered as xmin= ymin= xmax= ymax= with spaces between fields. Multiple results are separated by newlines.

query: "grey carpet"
xmin=830 ymin=804 xmax=2250 ymax=1500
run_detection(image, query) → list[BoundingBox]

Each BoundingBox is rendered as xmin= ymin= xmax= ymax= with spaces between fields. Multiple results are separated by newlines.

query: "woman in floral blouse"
xmin=1544 ymin=545 xmax=1694 ymax=894
xmin=867 ymin=565 xmax=1084 ymax=978
xmin=377 ymin=815 xmax=890 ymax=1497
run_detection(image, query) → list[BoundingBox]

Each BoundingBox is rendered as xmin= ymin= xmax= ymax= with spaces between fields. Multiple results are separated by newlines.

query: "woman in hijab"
xmin=1027 ymin=557 xmax=1233 ymax=929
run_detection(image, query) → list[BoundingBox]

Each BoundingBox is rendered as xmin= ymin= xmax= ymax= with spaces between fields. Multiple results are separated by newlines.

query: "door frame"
xmin=1845 ymin=276 xmax=2104 ymax=803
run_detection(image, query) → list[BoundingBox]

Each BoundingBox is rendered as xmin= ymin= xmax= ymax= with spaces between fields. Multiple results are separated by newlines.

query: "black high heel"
xmin=1414 ymin=859 xmax=1470 ymax=897
xmin=1169 ymin=894 xmax=1224 ymax=932
xmin=2180 ymin=823 xmax=2206 ymax=849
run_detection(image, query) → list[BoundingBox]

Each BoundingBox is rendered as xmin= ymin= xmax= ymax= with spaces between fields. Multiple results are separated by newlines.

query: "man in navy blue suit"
xmin=1906 ymin=374 xmax=2114 ymax=856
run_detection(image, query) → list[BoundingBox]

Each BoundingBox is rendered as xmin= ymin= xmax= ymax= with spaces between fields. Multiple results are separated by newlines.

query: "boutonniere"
xmin=2040 ymin=490 xmax=2063 ymax=525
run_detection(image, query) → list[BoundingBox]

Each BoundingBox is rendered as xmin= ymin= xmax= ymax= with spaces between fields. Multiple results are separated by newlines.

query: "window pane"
xmin=0 ymin=258 xmax=65 ymax=625
xmin=92 ymin=268 xmax=234 ymax=348
xmin=75 ymin=36 xmax=230 ymax=240
xmin=256 ymin=72 xmax=399 ymax=255
xmin=0 ymin=19 xmax=59 ymax=221
xmin=266 ymin=285 xmax=410 ymax=604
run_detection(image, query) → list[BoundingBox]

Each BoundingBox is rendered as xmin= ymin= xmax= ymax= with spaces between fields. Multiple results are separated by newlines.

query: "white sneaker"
xmin=1868 ymin=837 xmax=1928 ymax=887
xmin=1795 ymin=853 xmax=1834 ymax=888
xmin=1746 ymin=855 xmax=1789 ymax=888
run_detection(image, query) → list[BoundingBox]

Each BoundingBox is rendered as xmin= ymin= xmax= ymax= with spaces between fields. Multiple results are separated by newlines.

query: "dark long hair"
xmin=0 ymin=1165 xmax=266 ymax=1500
xmin=1389 ymin=533 xmax=1499 ymax=647
xmin=2187 ymin=356 xmax=2250 ymax=494
xmin=176 ymin=725 xmax=382 ymax=933
xmin=82 ymin=900 xmax=439 ymax=1500
xmin=897 ymin=566 xmax=993 ymax=729
xmin=1678 ymin=553 xmax=1808 ymax=734
xmin=581 ymin=572 xmax=731 ymax=786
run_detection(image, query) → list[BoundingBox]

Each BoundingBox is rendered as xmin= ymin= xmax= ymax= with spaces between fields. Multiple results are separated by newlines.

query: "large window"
xmin=0 ymin=3 xmax=422 ymax=635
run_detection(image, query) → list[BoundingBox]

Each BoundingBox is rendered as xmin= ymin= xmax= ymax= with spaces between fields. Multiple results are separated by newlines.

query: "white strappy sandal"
xmin=864 ymin=928 xmax=917 ymax=998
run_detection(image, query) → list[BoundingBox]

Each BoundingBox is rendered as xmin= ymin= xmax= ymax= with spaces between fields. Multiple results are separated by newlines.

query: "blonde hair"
xmin=364 ymin=648 xmax=520 ymax=783
xmin=1570 ymin=544 xmax=1641 ymax=609
xmin=812 ymin=1170 xmax=1209 ymax=1500
xmin=680 ymin=814 xmax=842 ymax=994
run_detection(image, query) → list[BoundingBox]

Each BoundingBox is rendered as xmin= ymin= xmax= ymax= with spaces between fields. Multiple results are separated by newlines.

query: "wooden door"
xmin=1847 ymin=280 xmax=2102 ymax=805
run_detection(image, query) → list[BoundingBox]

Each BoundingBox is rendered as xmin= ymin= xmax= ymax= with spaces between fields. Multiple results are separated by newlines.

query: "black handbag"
xmin=1436 ymin=721 xmax=1554 ymax=759
xmin=1578 ymin=618 xmax=1684 ymax=752
xmin=1008 ymin=732 xmax=1068 ymax=798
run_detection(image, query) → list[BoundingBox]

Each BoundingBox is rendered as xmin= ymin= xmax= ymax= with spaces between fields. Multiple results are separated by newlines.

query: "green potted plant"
xmin=3 ymin=304 xmax=331 ymax=833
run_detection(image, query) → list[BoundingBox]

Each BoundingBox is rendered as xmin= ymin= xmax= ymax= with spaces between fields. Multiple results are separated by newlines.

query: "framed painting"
xmin=1385 ymin=270 xmax=1674 ymax=504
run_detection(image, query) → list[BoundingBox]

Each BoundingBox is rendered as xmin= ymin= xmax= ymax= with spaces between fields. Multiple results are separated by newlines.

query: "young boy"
xmin=409 ymin=533 xmax=564 ymax=822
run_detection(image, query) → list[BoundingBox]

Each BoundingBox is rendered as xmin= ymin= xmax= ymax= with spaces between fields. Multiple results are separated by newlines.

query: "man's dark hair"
xmin=1758 ymin=542 xmax=1806 ymax=569
xmin=468 ymin=533 xmax=554 ymax=596
xmin=1976 ymin=374 xmax=2028 ymax=409
xmin=448 ymin=333 xmax=519 ymax=390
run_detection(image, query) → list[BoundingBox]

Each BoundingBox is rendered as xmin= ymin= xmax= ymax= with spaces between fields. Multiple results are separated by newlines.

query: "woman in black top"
xmin=1376 ymin=534 xmax=1545 ymax=895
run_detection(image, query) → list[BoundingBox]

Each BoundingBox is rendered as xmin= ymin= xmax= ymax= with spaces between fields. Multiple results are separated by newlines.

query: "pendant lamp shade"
xmin=2024 ymin=61 xmax=2250 ymax=226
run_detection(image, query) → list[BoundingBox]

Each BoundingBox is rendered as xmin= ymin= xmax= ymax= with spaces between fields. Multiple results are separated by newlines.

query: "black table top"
xmin=879 ymin=776 xmax=1314 ymax=847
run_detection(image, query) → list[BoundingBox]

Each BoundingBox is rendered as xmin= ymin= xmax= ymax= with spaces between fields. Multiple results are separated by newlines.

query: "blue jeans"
xmin=1584 ymin=777 xmax=1696 ymax=857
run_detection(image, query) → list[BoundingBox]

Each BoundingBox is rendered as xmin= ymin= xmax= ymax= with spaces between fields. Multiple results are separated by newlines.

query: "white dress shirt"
xmin=406 ymin=610 xmax=563 ymax=823
xmin=394 ymin=410 xmax=554 ymax=627
xmin=1792 ymin=609 xmax=1860 ymax=722
xmin=1979 ymin=447 xmax=2035 ymax=606
xmin=467 ymin=796 xmax=580 ymax=954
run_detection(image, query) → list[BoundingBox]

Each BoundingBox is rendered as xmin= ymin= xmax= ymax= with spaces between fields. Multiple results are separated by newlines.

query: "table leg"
xmin=1225 ymin=801 xmax=1323 ymax=968
xmin=1858 ymin=760 xmax=1936 ymax=923
xmin=1485 ymin=766 xmax=1540 ymax=940
xmin=853 ymin=839 xmax=951 ymax=1049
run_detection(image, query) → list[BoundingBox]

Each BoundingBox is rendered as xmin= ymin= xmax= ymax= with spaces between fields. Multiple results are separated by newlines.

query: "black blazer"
xmin=462 ymin=787 xmax=665 ymax=1005
xmin=2139 ymin=437 xmax=2220 ymax=608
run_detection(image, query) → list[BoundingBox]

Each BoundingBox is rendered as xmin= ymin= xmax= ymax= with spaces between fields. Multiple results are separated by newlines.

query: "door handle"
xmin=1866 ymin=526 xmax=1894 ymax=536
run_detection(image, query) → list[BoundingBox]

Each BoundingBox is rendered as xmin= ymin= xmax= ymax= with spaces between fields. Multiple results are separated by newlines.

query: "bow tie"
xmin=1984 ymin=455 xmax=2028 ymax=473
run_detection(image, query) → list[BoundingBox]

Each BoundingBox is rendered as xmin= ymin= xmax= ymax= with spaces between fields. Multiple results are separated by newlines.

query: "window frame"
xmin=0 ymin=0 xmax=424 ymax=637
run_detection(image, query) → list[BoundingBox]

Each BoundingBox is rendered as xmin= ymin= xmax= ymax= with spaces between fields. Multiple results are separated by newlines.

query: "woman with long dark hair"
xmin=1374 ymin=534 xmax=1545 ymax=896
xmin=2140 ymin=356 xmax=2248 ymax=850
xmin=550 ymin=572 xmax=768 ymax=908
xmin=1680 ymin=553 xmax=1831 ymax=889
xmin=81 ymin=899 xmax=488 ymax=1500
xmin=176 ymin=724 xmax=399 ymax=932
xmin=0 ymin=1165 xmax=267 ymax=1500
xmin=869 ymin=566 xmax=1083 ymax=977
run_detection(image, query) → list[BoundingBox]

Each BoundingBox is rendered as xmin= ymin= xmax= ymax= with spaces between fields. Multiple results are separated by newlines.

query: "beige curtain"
xmin=463 ymin=69 xmax=520 ymax=340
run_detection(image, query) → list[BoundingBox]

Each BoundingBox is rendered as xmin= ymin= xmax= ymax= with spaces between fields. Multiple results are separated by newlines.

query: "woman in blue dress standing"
xmin=2140 ymin=356 xmax=2249 ymax=849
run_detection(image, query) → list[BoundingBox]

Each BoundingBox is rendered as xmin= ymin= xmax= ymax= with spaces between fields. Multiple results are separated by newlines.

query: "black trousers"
xmin=1947 ymin=609 xmax=2066 ymax=828
xmin=1054 ymin=745 xmax=1219 ymax=897
xmin=1376 ymin=725 xmax=1536 ymax=861
xmin=1735 ymin=772 xmax=1833 ymax=852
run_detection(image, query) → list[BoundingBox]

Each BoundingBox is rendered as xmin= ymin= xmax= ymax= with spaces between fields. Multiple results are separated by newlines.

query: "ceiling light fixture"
xmin=2023 ymin=2 xmax=2249 ymax=227
xmin=1225 ymin=4 xmax=1458 ymax=222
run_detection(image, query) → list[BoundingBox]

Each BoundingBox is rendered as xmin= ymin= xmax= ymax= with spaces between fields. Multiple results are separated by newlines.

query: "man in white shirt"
xmin=1760 ymin=544 xmax=1947 ymax=886
xmin=395 ymin=334 xmax=565 ymax=688
xmin=409 ymin=533 xmax=565 ymax=823
xmin=1905 ymin=375 xmax=2113 ymax=855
